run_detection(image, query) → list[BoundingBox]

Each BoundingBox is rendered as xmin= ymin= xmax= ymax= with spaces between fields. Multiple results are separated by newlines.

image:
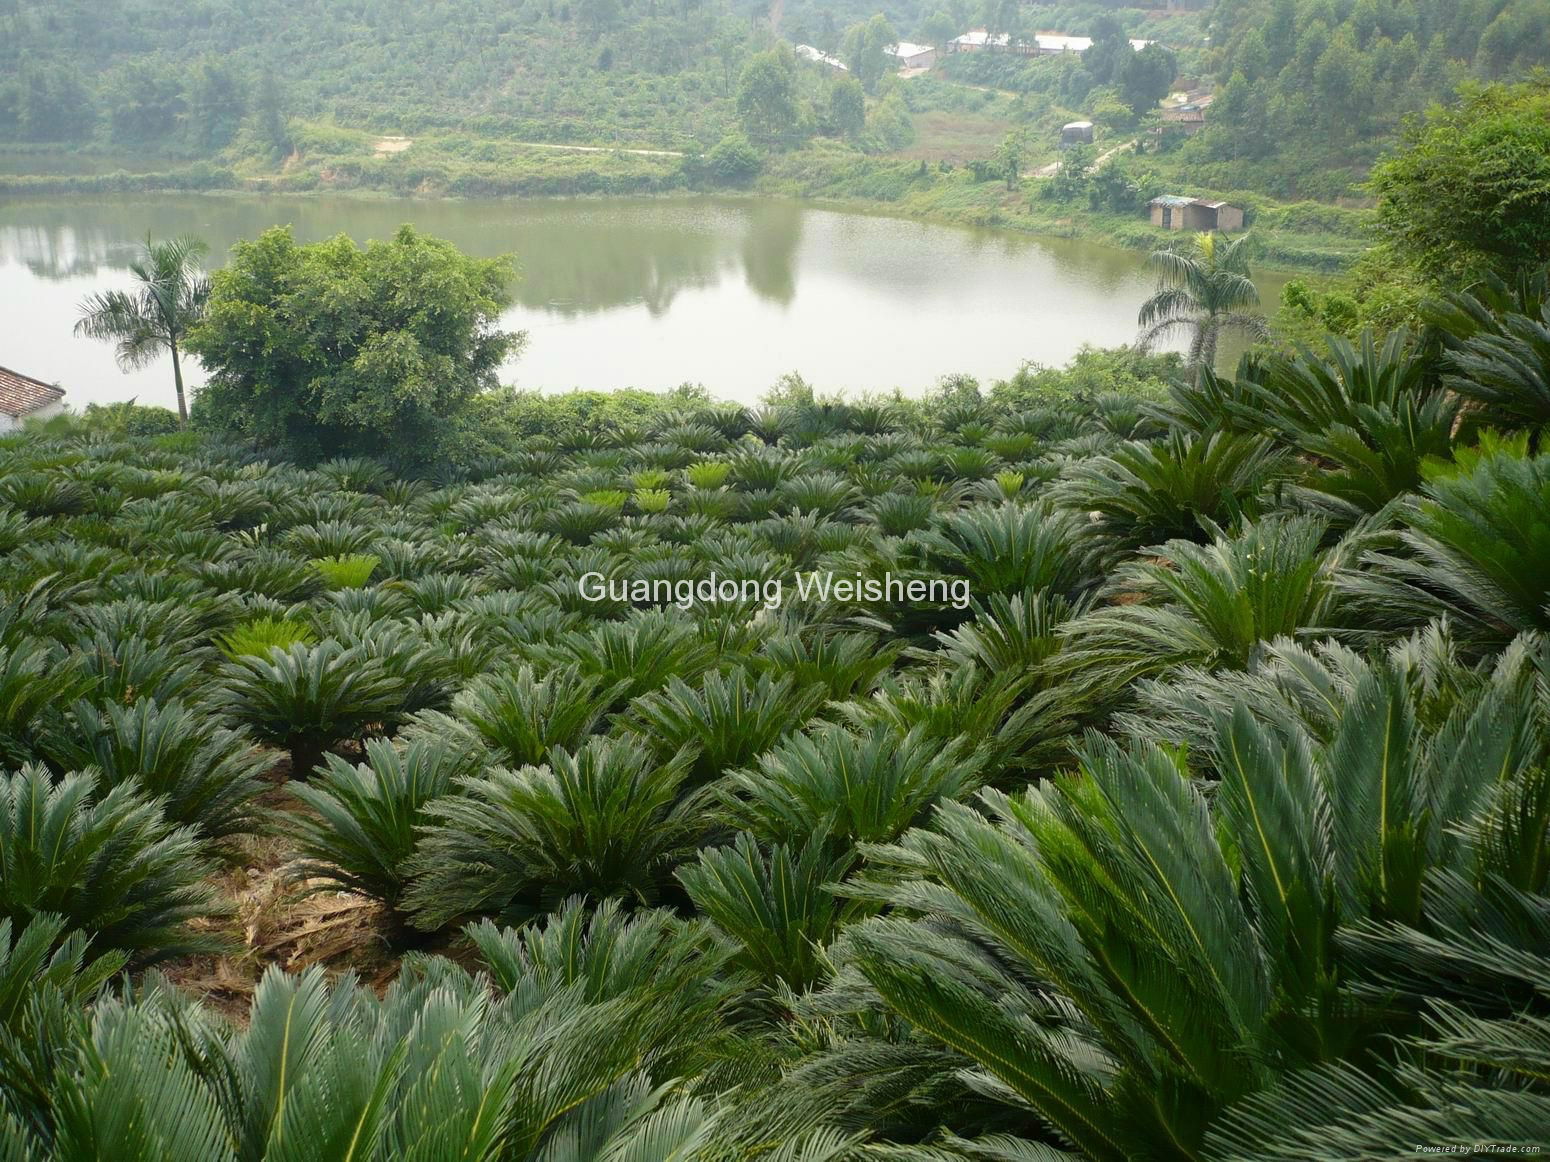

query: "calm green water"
xmin=0 ymin=194 xmax=1296 ymax=412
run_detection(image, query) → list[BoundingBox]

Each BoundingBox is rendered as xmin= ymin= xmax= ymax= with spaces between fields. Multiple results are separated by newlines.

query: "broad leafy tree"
xmin=189 ymin=225 xmax=517 ymax=463
xmin=736 ymin=47 xmax=802 ymax=145
xmin=1370 ymin=81 xmax=1550 ymax=281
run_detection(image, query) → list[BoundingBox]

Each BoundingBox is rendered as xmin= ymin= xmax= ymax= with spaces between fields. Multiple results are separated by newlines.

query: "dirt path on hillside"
xmin=373 ymin=136 xmax=683 ymax=159
xmin=510 ymin=140 xmax=685 ymax=158
xmin=1032 ymin=138 xmax=1135 ymax=179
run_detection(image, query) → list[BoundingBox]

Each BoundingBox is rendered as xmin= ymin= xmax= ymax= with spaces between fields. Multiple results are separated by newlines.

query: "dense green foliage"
xmin=1200 ymin=0 xmax=1550 ymax=197
xmin=189 ymin=225 xmax=518 ymax=464
xmin=1369 ymin=81 xmax=1550 ymax=283
xmin=5 ymin=250 xmax=1550 ymax=1152
xmin=0 ymin=0 xmax=750 ymax=150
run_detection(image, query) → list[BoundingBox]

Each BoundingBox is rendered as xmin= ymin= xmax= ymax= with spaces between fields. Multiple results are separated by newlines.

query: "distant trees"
xmin=253 ymin=70 xmax=292 ymax=158
xmin=190 ymin=226 xmax=518 ymax=463
xmin=1121 ymin=43 xmax=1177 ymax=116
xmin=919 ymin=9 xmax=958 ymax=47
xmin=702 ymin=133 xmax=762 ymax=185
xmin=74 ymin=235 xmax=210 ymax=427
xmin=828 ymin=76 xmax=866 ymax=140
xmin=979 ymin=0 xmax=1021 ymax=43
xmin=991 ymin=129 xmax=1026 ymax=190
xmin=842 ymin=14 xmax=899 ymax=94
xmin=185 ymin=58 xmax=247 ymax=152
xmin=736 ymin=48 xmax=801 ymax=146
xmin=1083 ymin=14 xmax=1132 ymax=87
xmin=1046 ymin=143 xmax=1092 ymax=202
xmin=865 ymin=89 xmax=915 ymax=151
xmin=0 ymin=0 xmax=751 ymax=155
xmin=105 ymin=61 xmax=184 ymax=143
xmin=1200 ymin=0 xmax=1550 ymax=194
xmin=7 ymin=66 xmax=96 ymax=142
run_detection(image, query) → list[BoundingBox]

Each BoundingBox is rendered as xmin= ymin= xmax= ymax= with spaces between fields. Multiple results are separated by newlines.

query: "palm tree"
xmin=74 ymin=233 xmax=210 ymax=426
xmin=1137 ymin=231 xmax=1269 ymax=372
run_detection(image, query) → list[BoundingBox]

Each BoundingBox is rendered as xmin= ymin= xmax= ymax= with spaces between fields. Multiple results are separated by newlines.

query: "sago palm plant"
xmin=1341 ymin=433 xmax=1550 ymax=652
xmin=1055 ymin=430 xmax=1297 ymax=548
xmin=843 ymin=656 xmax=1544 ymax=1159
xmin=406 ymin=738 xmax=708 ymax=928
xmin=453 ymin=664 xmax=626 ymax=768
xmin=289 ymin=734 xmax=486 ymax=919
xmin=625 ymin=669 xmax=826 ymax=786
xmin=53 ymin=698 xmax=267 ymax=840
xmin=1242 ymin=330 xmax=1459 ymax=514
xmin=214 ymin=639 xmax=406 ymax=778
xmin=724 ymin=723 xmax=982 ymax=849
xmin=1061 ymin=514 xmax=1355 ymax=691
xmin=0 ymin=764 xmax=218 ymax=962
xmin=678 ymin=833 xmax=851 ymax=993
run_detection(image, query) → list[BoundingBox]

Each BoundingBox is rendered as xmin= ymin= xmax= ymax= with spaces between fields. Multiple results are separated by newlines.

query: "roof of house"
xmin=886 ymin=41 xmax=935 ymax=58
xmin=1149 ymin=195 xmax=1240 ymax=211
xmin=1038 ymin=34 xmax=1155 ymax=52
xmin=1062 ymin=120 xmax=1095 ymax=131
xmin=952 ymin=29 xmax=1153 ymax=52
xmin=0 ymin=366 xmax=65 ymax=418
xmin=951 ymin=29 xmax=1011 ymax=47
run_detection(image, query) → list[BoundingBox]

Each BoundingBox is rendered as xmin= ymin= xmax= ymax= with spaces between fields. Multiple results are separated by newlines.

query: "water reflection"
xmin=0 ymin=194 xmax=1300 ymax=409
xmin=740 ymin=200 xmax=802 ymax=305
xmin=0 ymin=198 xmax=805 ymax=316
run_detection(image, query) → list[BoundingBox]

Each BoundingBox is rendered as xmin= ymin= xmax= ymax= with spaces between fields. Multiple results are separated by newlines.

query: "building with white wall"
xmin=0 ymin=366 xmax=66 ymax=431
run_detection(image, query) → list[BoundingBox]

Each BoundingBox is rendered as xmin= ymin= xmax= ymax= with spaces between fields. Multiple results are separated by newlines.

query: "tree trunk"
xmin=170 ymin=341 xmax=189 ymax=428
xmin=289 ymin=736 xmax=327 ymax=781
xmin=1198 ymin=320 xmax=1220 ymax=373
xmin=1187 ymin=319 xmax=1209 ymax=373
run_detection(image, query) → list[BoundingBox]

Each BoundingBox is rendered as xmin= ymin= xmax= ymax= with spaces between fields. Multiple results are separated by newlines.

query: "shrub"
xmin=311 ymin=552 xmax=380 ymax=588
xmin=214 ymin=640 xmax=406 ymax=777
xmin=290 ymin=735 xmax=481 ymax=917
xmin=0 ymin=765 xmax=219 ymax=962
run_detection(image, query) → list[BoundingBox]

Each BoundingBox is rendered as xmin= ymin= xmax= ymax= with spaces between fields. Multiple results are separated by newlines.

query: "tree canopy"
xmin=189 ymin=225 xmax=518 ymax=463
xmin=1369 ymin=81 xmax=1550 ymax=282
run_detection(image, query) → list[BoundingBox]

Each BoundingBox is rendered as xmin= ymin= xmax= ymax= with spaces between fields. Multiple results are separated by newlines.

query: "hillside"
xmin=6 ymin=0 xmax=1550 ymax=208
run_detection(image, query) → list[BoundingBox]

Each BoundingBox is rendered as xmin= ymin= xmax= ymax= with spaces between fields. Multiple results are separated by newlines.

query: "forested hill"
xmin=1197 ymin=0 xmax=1550 ymax=194
xmin=0 ymin=0 xmax=755 ymax=149
xmin=5 ymin=0 xmax=1550 ymax=209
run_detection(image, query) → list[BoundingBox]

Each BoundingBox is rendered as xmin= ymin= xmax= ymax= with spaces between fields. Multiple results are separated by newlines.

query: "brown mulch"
xmin=155 ymin=752 xmax=404 ymax=1027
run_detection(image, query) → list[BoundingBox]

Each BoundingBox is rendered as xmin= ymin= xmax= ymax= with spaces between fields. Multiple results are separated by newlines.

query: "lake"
xmin=0 ymin=195 xmax=1297 ymax=412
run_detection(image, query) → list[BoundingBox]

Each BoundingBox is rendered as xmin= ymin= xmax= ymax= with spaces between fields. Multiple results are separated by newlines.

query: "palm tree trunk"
xmin=1187 ymin=321 xmax=1209 ymax=372
xmin=170 ymin=341 xmax=189 ymax=427
xmin=1198 ymin=319 xmax=1221 ymax=374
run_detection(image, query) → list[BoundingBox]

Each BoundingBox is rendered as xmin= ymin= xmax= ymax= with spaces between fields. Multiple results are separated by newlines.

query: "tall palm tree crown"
xmin=1137 ymin=231 xmax=1269 ymax=372
xmin=74 ymin=233 xmax=210 ymax=426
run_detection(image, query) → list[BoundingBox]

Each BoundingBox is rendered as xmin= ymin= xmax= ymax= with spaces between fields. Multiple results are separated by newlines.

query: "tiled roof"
xmin=0 ymin=366 xmax=65 ymax=417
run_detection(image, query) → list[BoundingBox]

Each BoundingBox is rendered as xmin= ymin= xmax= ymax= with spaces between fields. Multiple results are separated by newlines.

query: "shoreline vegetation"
xmin=0 ymin=138 xmax=1367 ymax=275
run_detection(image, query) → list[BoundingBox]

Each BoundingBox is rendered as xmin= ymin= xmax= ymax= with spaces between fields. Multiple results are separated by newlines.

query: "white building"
xmin=949 ymin=29 xmax=1154 ymax=56
xmin=0 ymin=366 xmax=65 ymax=431
xmin=886 ymin=41 xmax=937 ymax=69
xmin=794 ymin=44 xmax=848 ymax=71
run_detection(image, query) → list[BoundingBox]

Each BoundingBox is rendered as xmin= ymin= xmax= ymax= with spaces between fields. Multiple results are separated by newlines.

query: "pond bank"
xmin=0 ymin=145 xmax=1368 ymax=277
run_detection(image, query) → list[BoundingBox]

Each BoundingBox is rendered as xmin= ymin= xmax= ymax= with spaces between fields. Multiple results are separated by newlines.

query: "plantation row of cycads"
xmin=1 ymin=282 xmax=1549 ymax=1158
